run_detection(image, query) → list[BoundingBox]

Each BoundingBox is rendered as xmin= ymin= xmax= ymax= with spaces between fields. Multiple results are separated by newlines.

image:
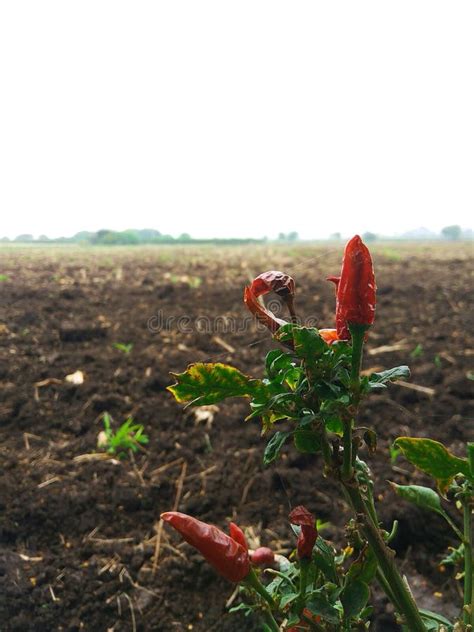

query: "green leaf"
xmin=347 ymin=547 xmax=377 ymax=584
xmin=305 ymin=589 xmax=340 ymax=625
xmin=273 ymin=322 xmax=295 ymax=345
xmin=293 ymin=430 xmax=321 ymax=454
xmin=324 ymin=416 xmax=344 ymax=435
xmin=394 ymin=437 xmax=472 ymax=492
xmin=263 ymin=431 xmax=291 ymax=466
xmin=279 ymin=592 xmax=299 ymax=609
xmin=341 ymin=579 xmax=370 ymax=619
xmin=313 ymin=537 xmax=339 ymax=584
xmin=368 ymin=365 xmax=410 ymax=389
xmin=292 ymin=326 xmax=328 ymax=360
xmin=419 ymin=609 xmax=453 ymax=631
xmin=168 ymin=363 xmax=264 ymax=406
xmin=389 ymin=483 xmax=443 ymax=515
xmin=246 ymin=392 xmax=300 ymax=421
xmin=265 ymin=349 xmax=294 ymax=378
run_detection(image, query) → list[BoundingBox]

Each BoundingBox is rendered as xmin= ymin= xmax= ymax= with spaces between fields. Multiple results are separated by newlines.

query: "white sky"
xmin=0 ymin=1 xmax=473 ymax=240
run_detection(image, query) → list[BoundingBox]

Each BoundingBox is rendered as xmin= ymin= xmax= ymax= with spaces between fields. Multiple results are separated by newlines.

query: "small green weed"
xmin=99 ymin=413 xmax=148 ymax=458
xmin=113 ymin=342 xmax=133 ymax=355
xmin=410 ymin=343 xmax=423 ymax=358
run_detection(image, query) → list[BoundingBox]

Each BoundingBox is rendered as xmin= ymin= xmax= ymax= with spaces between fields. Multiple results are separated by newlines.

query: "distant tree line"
xmin=1 ymin=229 xmax=265 ymax=246
xmin=1 ymin=225 xmax=472 ymax=244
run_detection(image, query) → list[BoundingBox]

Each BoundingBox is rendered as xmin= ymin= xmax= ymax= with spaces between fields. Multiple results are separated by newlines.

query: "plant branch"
xmin=463 ymin=494 xmax=473 ymax=627
xmin=261 ymin=609 xmax=280 ymax=632
xmin=244 ymin=568 xmax=276 ymax=609
xmin=244 ymin=569 xmax=280 ymax=631
xmin=342 ymin=325 xmax=367 ymax=482
xmin=296 ymin=558 xmax=310 ymax=614
xmin=342 ymin=416 xmax=353 ymax=481
xmin=344 ymin=483 xmax=426 ymax=632
xmin=349 ymin=324 xmax=366 ymax=400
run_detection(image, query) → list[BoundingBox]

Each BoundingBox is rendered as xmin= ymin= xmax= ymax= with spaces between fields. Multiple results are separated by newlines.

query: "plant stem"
xmin=375 ymin=568 xmax=402 ymax=613
xmin=342 ymin=416 xmax=353 ymax=481
xmin=463 ymin=495 xmax=473 ymax=627
xmin=349 ymin=324 xmax=366 ymax=399
xmin=342 ymin=325 xmax=367 ymax=482
xmin=320 ymin=424 xmax=333 ymax=467
xmin=344 ymin=483 xmax=426 ymax=632
xmin=244 ymin=569 xmax=280 ymax=631
xmin=245 ymin=568 xmax=276 ymax=609
xmin=296 ymin=558 xmax=310 ymax=614
xmin=261 ymin=609 xmax=280 ymax=632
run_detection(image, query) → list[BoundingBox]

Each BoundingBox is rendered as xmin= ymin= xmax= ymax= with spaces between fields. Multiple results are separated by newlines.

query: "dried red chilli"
xmin=289 ymin=505 xmax=317 ymax=560
xmin=328 ymin=234 xmax=376 ymax=340
xmin=244 ymin=270 xmax=295 ymax=334
xmin=229 ymin=521 xmax=248 ymax=550
xmin=250 ymin=546 xmax=275 ymax=567
xmin=250 ymin=270 xmax=295 ymax=299
xmin=161 ymin=512 xmax=250 ymax=582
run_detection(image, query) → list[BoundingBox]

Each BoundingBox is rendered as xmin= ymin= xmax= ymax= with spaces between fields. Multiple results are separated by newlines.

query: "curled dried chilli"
xmin=328 ymin=234 xmax=376 ymax=340
xmin=289 ymin=505 xmax=317 ymax=560
xmin=161 ymin=512 xmax=250 ymax=582
xmin=244 ymin=270 xmax=294 ymax=334
xmin=250 ymin=546 xmax=275 ymax=567
xmin=250 ymin=270 xmax=295 ymax=298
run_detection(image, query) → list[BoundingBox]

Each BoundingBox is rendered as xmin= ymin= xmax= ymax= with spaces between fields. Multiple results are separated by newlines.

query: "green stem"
xmin=296 ymin=558 xmax=310 ymax=614
xmin=349 ymin=324 xmax=366 ymax=398
xmin=342 ymin=325 xmax=367 ymax=482
xmin=375 ymin=568 xmax=402 ymax=613
xmin=245 ymin=569 xmax=280 ymax=631
xmin=463 ymin=496 xmax=473 ymax=627
xmin=261 ymin=609 xmax=280 ymax=632
xmin=344 ymin=483 xmax=426 ymax=632
xmin=339 ymin=485 xmax=403 ymax=613
xmin=242 ymin=568 xmax=280 ymax=632
xmin=320 ymin=424 xmax=333 ymax=467
xmin=244 ymin=568 xmax=276 ymax=609
xmin=342 ymin=416 xmax=353 ymax=481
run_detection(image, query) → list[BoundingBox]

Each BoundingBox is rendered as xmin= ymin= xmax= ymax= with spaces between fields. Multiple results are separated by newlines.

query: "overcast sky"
xmin=0 ymin=1 xmax=473 ymax=240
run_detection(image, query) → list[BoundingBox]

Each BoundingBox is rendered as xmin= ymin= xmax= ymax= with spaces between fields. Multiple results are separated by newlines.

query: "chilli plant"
xmin=163 ymin=236 xmax=473 ymax=631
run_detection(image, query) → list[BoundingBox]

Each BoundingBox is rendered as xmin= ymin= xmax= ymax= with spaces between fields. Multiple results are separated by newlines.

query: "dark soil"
xmin=0 ymin=243 xmax=472 ymax=631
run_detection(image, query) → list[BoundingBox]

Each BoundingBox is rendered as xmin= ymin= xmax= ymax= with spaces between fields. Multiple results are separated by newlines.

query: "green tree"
xmin=362 ymin=231 xmax=377 ymax=243
xmin=441 ymin=225 xmax=462 ymax=240
xmin=14 ymin=234 xmax=34 ymax=242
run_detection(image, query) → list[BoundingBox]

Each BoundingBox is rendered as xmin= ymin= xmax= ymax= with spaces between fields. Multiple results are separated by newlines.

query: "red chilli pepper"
xmin=161 ymin=512 xmax=250 ymax=582
xmin=250 ymin=546 xmax=275 ymax=567
xmin=229 ymin=522 xmax=248 ymax=550
xmin=244 ymin=270 xmax=295 ymax=334
xmin=328 ymin=235 xmax=376 ymax=340
xmin=289 ymin=505 xmax=317 ymax=560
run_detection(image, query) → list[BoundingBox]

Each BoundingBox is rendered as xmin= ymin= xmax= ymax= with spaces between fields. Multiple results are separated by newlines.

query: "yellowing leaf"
xmin=168 ymin=363 xmax=265 ymax=406
xmin=394 ymin=437 xmax=471 ymax=493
